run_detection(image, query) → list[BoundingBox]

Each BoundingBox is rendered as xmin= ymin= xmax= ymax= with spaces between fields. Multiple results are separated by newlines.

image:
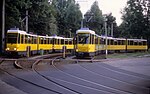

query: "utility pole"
xmin=26 ymin=10 xmax=28 ymax=33
xmin=104 ymin=16 xmax=108 ymax=59
xmin=2 ymin=0 xmax=5 ymax=54
xmin=111 ymin=21 xmax=114 ymax=37
xmin=81 ymin=19 xmax=83 ymax=28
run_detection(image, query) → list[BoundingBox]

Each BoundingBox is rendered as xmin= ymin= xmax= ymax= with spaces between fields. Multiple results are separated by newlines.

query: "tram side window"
xmin=95 ymin=37 xmax=98 ymax=44
xmin=118 ymin=40 xmax=120 ymax=45
xmin=46 ymin=38 xmax=49 ymax=44
xmin=143 ymin=41 xmax=147 ymax=45
xmin=130 ymin=41 xmax=134 ymax=45
xmin=20 ymin=34 xmax=24 ymax=44
xmin=128 ymin=40 xmax=130 ymax=45
xmin=139 ymin=42 xmax=142 ymax=45
xmin=69 ymin=40 xmax=72 ymax=44
xmin=65 ymin=40 xmax=68 ymax=45
xmin=107 ymin=40 xmax=110 ymax=45
xmin=28 ymin=36 xmax=32 ymax=44
xmin=100 ymin=39 xmax=105 ymax=45
xmin=40 ymin=38 xmax=43 ymax=44
xmin=49 ymin=39 xmax=52 ymax=44
xmin=122 ymin=40 xmax=125 ymax=45
xmin=44 ymin=38 xmax=47 ymax=44
xmin=33 ymin=37 xmax=37 ymax=44
xmin=134 ymin=42 xmax=138 ymax=45
xmin=61 ymin=39 xmax=64 ymax=44
xmin=25 ymin=35 xmax=28 ymax=44
xmin=114 ymin=40 xmax=117 ymax=45
xmin=54 ymin=39 xmax=57 ymax=44
xmin=110 ymin=40 xmax=114 ymax=45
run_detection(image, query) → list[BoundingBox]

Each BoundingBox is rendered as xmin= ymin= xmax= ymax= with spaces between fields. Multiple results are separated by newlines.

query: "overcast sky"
xmin=77 ymin=0 xmax=127 ymax=25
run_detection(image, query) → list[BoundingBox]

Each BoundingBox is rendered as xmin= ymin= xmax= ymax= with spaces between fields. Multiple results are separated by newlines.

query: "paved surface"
xmin=0 ymin=57 xmax=150 ymax=94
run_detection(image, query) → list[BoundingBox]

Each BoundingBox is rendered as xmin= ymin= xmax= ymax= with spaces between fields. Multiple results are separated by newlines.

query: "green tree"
xmin=121 ymin=0 xmax=146 ymax=38
xmin=5 ymin=0 xmax=22 ymax=31
xmin=51 ymin=0 xmax=82 ymax=37
xmin=84 ymin=1 xmax=104 ymax=35
xmin=65 ymin=0 xmax=82 ymax=37
xmin=6 ymin=0 xmax=57 ymax=35
xmin=141 ymin=0 xmax=150 ymax=40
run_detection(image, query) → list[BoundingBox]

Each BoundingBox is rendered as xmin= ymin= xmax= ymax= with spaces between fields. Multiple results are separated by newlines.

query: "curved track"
xmin=0 ymin=56 xmax=150 ymax=94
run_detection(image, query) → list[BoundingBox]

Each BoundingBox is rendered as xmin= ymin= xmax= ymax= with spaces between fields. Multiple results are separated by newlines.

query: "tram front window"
xmin=78 ymin=33 xmax=89 ymax=44
xmin=7 ymin=33 xmax=18 ymax=43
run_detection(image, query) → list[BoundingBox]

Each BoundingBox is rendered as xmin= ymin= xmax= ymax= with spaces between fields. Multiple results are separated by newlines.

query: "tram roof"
xmin=7 ymin=29 xmax=27 ymax=34
xmin=127 ymin=38 xmax=147 ymax=42
xmin=76 ymin=28 xmax=95 ymax=34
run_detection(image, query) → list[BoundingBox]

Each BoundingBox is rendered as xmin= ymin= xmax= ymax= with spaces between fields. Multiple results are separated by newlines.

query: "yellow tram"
xmin=5 ymin=28 xmax=74 ymax=56
xmin=75 ymin=28 xmax=148 ymax=57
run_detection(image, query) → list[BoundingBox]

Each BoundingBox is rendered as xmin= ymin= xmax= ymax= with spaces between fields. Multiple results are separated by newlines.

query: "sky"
xmin=76 ymin=0 xmax=128 ymax=25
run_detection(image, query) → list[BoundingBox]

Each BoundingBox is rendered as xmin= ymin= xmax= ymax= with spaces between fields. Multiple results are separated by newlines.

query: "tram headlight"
xmin=6 ymin=48 xmax=10 ymax=51
xmin=14 ymin=48 xmax=17 ymax=51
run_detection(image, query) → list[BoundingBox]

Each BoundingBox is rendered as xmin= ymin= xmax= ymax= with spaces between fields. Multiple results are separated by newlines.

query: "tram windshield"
xmin=7 ymin=33 xmax=18 ymax=43
xmin=78 ymin=33 xmax=89 ymax=44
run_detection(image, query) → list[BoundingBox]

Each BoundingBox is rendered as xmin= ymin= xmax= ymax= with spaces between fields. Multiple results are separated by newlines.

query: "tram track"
xmin=0 ymin=54 xmax=150 ymax=94
xmin=76 ymin=59 xmax=149 ymax=94
xmin=12 ymin=54 xmax=85 ymax=94
xmin=32 ymin=57 xmax=82 ymax=94
xmin=51 ymin=58 xmax=134 ymax=94
xmin=0 ymin=53 xmax=72 ymax=94
xmin=0 ymin=59 xmax=62 ymax=94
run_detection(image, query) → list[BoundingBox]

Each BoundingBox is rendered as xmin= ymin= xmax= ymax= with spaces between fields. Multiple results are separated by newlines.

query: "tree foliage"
xmin=5 ymin=0 xmax=82 ymax=37
xmin=120 ymin=0 xmax=150 ymax=39
xmin=51 ymin=0 xmax=82 ymax=37
xmin=84 ymin=1 xmax=104 ymax=35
